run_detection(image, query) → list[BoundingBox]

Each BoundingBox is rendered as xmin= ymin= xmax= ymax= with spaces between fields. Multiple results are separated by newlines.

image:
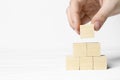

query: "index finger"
xmin=69 ymin=0 xmax=83 ymax=34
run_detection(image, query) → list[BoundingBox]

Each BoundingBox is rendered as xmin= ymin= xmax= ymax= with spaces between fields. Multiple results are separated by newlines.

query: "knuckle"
xmin=99 ymin=13 xmax=107 ymax=22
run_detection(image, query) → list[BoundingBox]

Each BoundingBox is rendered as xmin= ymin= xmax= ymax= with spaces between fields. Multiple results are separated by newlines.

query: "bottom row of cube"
xmin=66 ymin=55 xmax=107 ymax=70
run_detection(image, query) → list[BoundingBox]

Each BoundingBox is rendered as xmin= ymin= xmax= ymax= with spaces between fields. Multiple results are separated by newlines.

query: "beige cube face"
xmin=73 ymin=43 xmax=87 ymax=56
xmin=80 ymin=24 xmax=94 ymax=38
xmin=80 ymin=57 xmax=93 ymax=70
xmin=93 ymin=56 xmax=107 ymax=70
xmin=66 ymin=56 xmax=79 ymax=70
xmin=87 ymin=42 xmax=100 ymax=56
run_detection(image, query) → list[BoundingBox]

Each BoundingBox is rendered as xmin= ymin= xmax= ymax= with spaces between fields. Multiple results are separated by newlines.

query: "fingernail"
xmin=73 ymin=17 xmax=79 ymax=26
xmin=75 ymin=28 xmax=80 ymax=35
xmin=94 ymin=21 xmax=101 ymax=31
xmin=72 ymin=27 xmax=75 ymax=30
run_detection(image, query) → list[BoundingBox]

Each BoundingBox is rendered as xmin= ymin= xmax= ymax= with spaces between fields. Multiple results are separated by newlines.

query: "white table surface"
xmin=0 ymin=48 xmax=120 ymax=80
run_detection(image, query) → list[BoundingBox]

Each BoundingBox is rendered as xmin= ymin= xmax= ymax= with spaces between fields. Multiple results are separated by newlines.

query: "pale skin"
xmin=66 ymin=0 xmax=120 ymax=34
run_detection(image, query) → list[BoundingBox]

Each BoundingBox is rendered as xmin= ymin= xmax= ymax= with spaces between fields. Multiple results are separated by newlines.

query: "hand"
xmin=66 ymin=0 xmax=120 ymax=34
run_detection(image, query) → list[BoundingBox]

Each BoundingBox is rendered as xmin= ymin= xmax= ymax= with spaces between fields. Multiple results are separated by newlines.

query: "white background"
xmin=0 ymin=0 xmax=120 ymax=80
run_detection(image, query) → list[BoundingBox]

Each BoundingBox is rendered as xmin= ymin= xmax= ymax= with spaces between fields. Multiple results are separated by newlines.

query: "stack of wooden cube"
xmin=66 ymin=24 xmax=107 ymax=70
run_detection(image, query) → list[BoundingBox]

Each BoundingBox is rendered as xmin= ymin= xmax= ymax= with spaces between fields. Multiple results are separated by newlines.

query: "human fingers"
xmin=91 ymin=0 xmax=118 ymax=31
xmin=69 ymin=0 xmax=83 ymax=34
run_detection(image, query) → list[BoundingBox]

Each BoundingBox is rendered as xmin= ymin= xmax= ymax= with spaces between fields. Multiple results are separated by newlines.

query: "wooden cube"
xmin=87 ymin=42 xmax=100 ymax=56
xmin=66 ymin=55 xmax=79 ymax=70
xmin=73 ymin=43 xmax=87 ymax=56
xmin=79 ymin=57 xmax=93 ymax=70
xmin=80 ymin=24 xmax=94 ymax=38
xmin=93 ymin=56 xmax=107 ymax=70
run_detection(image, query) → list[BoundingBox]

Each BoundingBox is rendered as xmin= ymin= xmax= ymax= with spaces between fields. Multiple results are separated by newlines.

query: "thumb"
xmin=91 ymin=1 xmax=115 ymax=31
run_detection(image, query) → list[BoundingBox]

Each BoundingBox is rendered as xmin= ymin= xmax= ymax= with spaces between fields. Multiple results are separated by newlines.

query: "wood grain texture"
xmin=93 ymin=56 xmax=107 ymax=70
xmin=66 ymin=55 xmax=79 ymax=70
xmin=87 ymin=42 xmax=100 ymax=56
xmin=73 ymin=43 xmax=87 ymax=56
xmin=80 ymin=24 xmax=94 ymax=38
xmin=80 ymin=57 xmax=93 ymax=70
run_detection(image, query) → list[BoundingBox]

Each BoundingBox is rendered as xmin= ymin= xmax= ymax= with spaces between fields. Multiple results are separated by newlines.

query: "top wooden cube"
xmin=80 ymin=24 xmax=94 ymax=38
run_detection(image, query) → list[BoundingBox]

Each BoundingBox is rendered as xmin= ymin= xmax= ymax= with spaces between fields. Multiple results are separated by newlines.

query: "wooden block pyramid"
xmin=66 ymin=24 xmax=107 ymax=70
